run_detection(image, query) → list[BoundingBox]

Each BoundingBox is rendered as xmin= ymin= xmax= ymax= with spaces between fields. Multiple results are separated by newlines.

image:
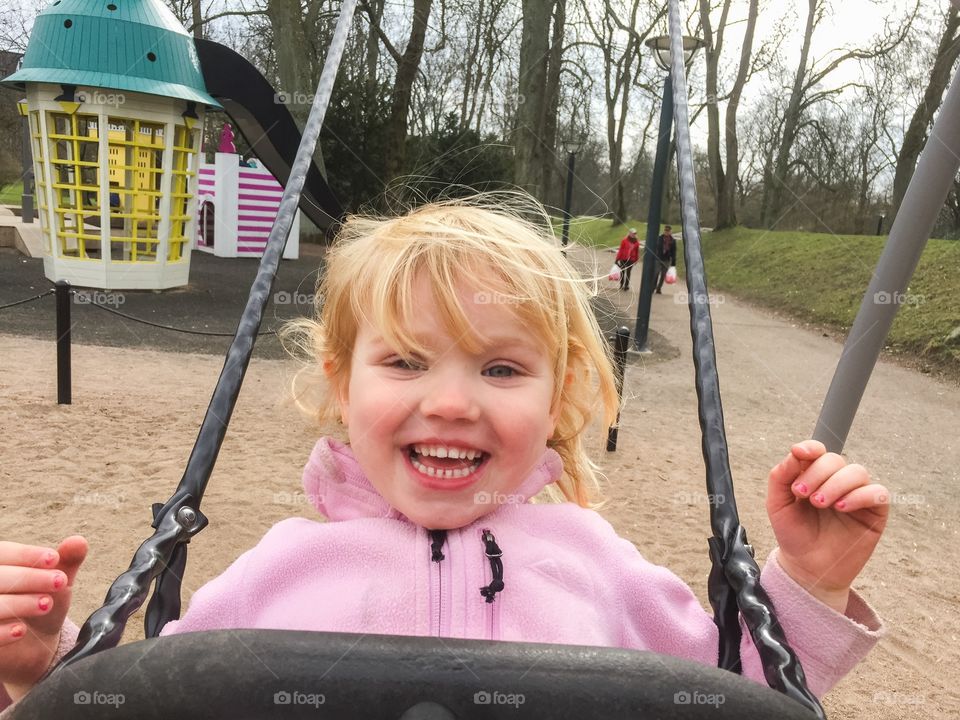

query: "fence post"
xmin=606 ymin=326 xmax=630 ymax=451
xmin=55 ymin=281 xmax=71 ymax=405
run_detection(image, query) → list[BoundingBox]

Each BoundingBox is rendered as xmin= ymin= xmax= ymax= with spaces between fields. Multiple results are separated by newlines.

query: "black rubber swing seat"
xmin=9 ymin=630 xmax=818 ymax=719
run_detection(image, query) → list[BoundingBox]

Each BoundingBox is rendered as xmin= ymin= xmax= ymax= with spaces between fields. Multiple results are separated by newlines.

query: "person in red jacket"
xmin=615 ymin=228 xmax=641 ymax=291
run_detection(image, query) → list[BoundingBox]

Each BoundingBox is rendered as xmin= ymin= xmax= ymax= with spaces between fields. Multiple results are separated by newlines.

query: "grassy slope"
xmin=570 ymin=219 xmax=959 ymax=378
xmin=699 ymin=228 xmax=960 ymax=377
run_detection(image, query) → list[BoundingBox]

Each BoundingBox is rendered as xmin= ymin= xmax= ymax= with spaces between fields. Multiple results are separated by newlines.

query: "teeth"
xmin=410 ymin=457 xmax=480 ymax=479
xmin=412 ymin=444 xmax=483 ymax=460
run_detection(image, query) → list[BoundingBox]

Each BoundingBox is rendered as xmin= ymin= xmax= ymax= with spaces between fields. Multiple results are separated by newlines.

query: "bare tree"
xmin=583 ymin=0 xmax=664 ymax=224
xmin=513 ymin=0 xmax=565 ymax=201
xmin=890 ymin=3 xmax=960 ymax=222
xmin=698 ymin=0 xmax=759 ymax=229
xmin=761 ymin=0 xmax=914 ymax=228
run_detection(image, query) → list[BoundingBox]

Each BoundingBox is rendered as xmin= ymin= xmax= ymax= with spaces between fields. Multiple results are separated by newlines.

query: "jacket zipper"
xmin=479 ymin=529 xmax=503 ymax=641
xmin=428 ymin=529 xmax=447 ymax=636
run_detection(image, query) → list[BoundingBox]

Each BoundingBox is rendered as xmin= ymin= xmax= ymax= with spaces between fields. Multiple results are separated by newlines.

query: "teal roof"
xmin=1 ymin=0 xmax=220 ymax=108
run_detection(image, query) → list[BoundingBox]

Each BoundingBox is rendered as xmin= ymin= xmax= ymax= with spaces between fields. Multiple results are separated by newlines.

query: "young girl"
xmin=0 ymin=197 xmax=886 ymax=709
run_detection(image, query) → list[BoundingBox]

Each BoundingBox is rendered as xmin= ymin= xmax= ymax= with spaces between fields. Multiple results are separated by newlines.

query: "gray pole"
xmin=633 ymin=73 xmax=673 ymax=351
xmin=813 ymin=64 xmax=960 ymax=453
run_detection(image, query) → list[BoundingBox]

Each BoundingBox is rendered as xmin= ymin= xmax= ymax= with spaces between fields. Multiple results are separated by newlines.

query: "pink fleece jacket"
xmin=2 ymin=437 xmax=884 ymax=711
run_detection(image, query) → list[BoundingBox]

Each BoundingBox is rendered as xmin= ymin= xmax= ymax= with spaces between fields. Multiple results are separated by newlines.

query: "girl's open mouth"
xmin=406 ymin=444 xmax=488 ymax=480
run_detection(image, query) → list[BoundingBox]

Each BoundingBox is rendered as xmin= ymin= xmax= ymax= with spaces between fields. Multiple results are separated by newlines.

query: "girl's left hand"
xmin=766 ymin=440 xmax=890 ymax=611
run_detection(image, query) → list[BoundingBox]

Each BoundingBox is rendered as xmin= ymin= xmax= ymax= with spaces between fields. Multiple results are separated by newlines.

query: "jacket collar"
xmin=301 ymin=437 xmax=563 ymax=523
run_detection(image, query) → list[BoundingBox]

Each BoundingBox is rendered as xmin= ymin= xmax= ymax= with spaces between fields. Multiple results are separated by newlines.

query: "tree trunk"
xmin=191 ymin=0 xmax=202 ymax=39
xmin=365 ymin=0 xmax=384 ymax=86
xmin=698 ymin=0 xmax=726 ymax=228
xmin=540 ymin=0 xmax=566 ymax=206
xmin=719 ymin=0 xmax=758 ymax=229
xmin=514 ymin=0 xmax=556 ymax=197
xmin=890 ymin=5 xmax=960 ymax=222
xmin=383 ymin=0 xmax=433 ymax=184
xmin=763 ymin=0 xmax=817 ymax=228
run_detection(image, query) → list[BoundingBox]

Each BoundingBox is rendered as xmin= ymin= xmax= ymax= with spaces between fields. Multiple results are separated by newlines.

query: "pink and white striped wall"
xmin=195 ymin=153 xmax=300 ymax=259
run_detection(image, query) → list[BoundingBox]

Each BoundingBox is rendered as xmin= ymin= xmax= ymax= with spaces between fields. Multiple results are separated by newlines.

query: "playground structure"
xmin=195 ymin=141 xmax=300 ymax=260
xmin=3 ymin=0 xmax=217 ymax=290
xmin=2 ymin=0 xmax=339 ymax=289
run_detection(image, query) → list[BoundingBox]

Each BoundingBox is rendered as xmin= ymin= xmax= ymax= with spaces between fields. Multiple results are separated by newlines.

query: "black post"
xmin=560 ymin=151 xmax=576 ymax=249
xmin=876 ymin=214 xmax=884 ymax=236
xmin=606 ymin=326 xmax=630 ymax=451
xmin=634 ymin=73 xmax=674 ymax=351
xmin=55 ymin=281 xmax=71 ymax=405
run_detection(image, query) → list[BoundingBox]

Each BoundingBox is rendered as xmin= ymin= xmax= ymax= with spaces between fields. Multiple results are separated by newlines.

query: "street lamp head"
xmin=644 ymin=35 xmax=705 ymax=72
xmin=562 ymin=137 xmax=585 ymax=155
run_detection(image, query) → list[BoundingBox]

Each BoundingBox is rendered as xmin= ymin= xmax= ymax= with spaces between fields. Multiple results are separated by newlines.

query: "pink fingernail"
xmin=835 ymin=500 xmax=847 ymax=510
xmin=793 ymin=482 xmax=808 ymax=495
xmin=11 ymin=625 xmax=24 ymax=638
xmin=43 ymin=552 xmax=57 ymax=566
xmin=38 ymin=597 xmax=51 ymax=611
xmin=52 ymin=573 xmax=65 ymax=590
xmin=813 ymin=493 xmax=825 ymax=505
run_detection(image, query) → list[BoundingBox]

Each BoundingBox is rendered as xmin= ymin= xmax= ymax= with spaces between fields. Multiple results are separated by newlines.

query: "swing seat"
xmin=9 ymin=630 xmax=818 ymax=719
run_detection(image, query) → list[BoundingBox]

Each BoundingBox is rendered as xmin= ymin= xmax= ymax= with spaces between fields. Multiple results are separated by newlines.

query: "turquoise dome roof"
xmin=1 ymin=0 xmax=220 ymax=107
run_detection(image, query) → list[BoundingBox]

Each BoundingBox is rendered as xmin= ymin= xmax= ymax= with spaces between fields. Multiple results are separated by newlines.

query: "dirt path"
xmin=578 ymin=245 xmax=960 ymax=719
xmin=0 ymin=246 xmax=957 ymax=718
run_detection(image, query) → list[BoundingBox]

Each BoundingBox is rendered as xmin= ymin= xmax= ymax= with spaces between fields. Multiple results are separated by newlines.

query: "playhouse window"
xmin=168 ymin=125 xmax=198 ymax=262
xmin=106 ymin=117 xmax=165 ymax=263
xmin=30 ymin=111 xmax=52 ymax=255
xmin=46 ymin=111 xmax=102 ymax=260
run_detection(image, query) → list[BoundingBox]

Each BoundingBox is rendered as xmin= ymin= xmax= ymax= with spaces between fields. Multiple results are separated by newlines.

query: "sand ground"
xmin=0 ymin=247 xmax=957 ymax=718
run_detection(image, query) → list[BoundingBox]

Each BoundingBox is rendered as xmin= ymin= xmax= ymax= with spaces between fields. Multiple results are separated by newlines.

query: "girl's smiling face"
xmin=337 ymin=276 xmax=560 ymax=529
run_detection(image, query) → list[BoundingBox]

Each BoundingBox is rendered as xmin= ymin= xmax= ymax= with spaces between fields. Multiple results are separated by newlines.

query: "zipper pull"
xmin=479 ymin=530 xmax=504 ymax=603
xmin=428 ymin=529 xmax=447 ymax=562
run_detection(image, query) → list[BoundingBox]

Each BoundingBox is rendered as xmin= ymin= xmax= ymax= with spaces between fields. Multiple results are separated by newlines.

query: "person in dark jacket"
xmin=614 ymin=228 xmax=641 ymax=291
xmin=655 ymin=225 xmax=676 ymax=293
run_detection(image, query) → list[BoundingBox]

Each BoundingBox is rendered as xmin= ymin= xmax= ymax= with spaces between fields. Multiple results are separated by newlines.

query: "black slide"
xmin=195 ymin=38 xmax=343 ymax=231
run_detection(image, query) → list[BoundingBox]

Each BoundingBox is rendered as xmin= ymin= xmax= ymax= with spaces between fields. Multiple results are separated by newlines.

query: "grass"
xmin=550 ymin=216 xmax=648 ymax=248
xmin=0 ymin=181 xmax=23 ymax=206
xmin=576 ymin=221 xmax=960 ymax=379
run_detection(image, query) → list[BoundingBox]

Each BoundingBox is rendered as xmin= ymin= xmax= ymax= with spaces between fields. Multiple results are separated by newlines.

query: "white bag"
xmin=665 ymin=266 xmax=677 ymax=284
xmin=608 ymin=263 xmax=621 ymax=282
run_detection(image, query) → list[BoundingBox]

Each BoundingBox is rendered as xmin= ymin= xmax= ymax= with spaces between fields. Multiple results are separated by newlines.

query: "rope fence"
xmin=0 ymin=280 xmax=283 ymax=404
xmin=0 ymin=288 xmax=54 ymax=310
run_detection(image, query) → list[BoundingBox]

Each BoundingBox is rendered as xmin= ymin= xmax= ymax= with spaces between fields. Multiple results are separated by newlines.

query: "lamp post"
xmin=560 ymin=137 xmax=584 ymax=249
xmin=633 ymin=34 xmax=704 ymax=352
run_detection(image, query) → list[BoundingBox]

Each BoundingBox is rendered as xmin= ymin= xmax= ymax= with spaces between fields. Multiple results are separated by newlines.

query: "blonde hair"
xmin=281 ymin=193 xmax=620 ymax=507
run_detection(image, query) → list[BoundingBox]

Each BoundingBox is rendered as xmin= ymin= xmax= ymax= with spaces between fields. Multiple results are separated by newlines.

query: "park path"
xmin=568 ymin=244 xmax=960 ymax=720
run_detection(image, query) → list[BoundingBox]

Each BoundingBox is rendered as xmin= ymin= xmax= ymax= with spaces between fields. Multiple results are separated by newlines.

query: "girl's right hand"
xmin=0 ymin=536 xmax=87 ymax=698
